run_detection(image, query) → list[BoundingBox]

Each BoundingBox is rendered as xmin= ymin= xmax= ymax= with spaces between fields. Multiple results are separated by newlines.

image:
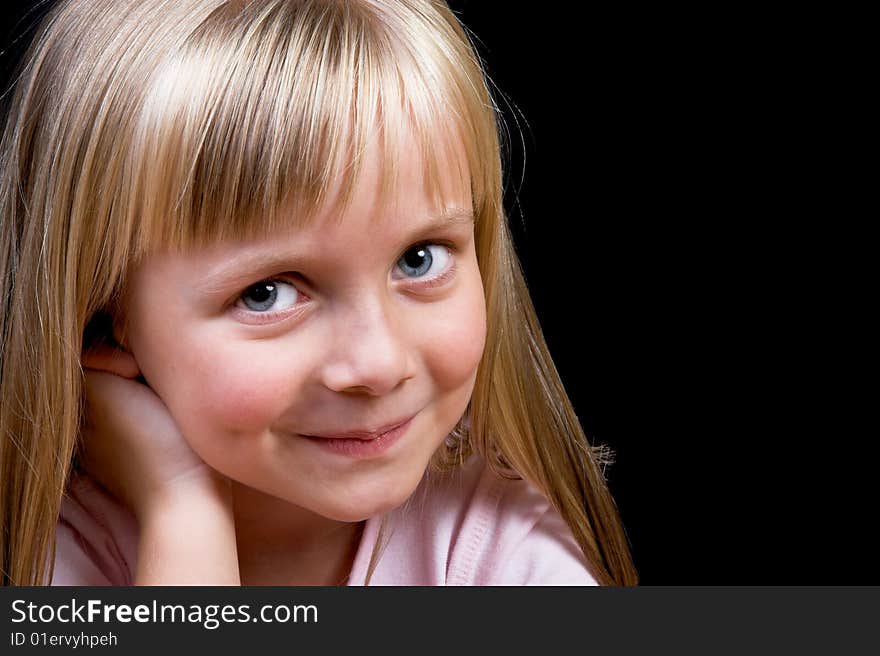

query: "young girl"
xmin=0 ymin=0 xmax=637 ymax=586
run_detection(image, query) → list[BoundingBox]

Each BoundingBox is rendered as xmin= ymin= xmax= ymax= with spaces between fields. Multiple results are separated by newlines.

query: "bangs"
xmin=127 ymin=0 xmax=495 ymax=258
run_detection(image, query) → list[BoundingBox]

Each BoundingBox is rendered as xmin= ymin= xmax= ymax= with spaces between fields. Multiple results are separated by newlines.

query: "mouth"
xmin=302 ymin=415 xmax=415 ymax=459
xmin=299 ymin=415 xmax=415 ymax=441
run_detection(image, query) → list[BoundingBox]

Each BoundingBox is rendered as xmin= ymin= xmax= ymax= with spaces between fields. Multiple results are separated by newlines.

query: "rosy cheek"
xmin=146 ymin=333 xmax=294 ymax=447
xmin=422 ymin=280 xmax=487 ymax=389
xmin=188 ymin=355 xmax=294 ymax=437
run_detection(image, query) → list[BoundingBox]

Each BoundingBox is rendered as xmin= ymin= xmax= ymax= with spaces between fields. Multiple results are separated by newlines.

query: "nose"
xmin=319 ymin=295 xmax=415 ymax=396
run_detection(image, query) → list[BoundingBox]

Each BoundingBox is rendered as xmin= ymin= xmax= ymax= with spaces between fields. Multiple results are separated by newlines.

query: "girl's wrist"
xmin=138 ymin=469 xmax=233 ymax=523
xmin=135 ymin=472 xmax=240 ymax=585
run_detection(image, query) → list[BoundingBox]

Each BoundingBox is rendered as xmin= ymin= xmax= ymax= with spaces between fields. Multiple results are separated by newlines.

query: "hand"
xmin=80 ymin=341 xmax=224 ymax=521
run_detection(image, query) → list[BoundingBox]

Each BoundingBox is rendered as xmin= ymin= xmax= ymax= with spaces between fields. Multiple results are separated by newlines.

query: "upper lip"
xmin=300 ymin=415 xmax=414 ymax=441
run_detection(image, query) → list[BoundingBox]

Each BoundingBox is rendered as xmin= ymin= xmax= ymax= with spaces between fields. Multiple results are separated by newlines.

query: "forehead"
xmin=137 ymin=133 xmax=473 ymax=276
xmin=134 ymin=111 xmax=473 ymax=254
xmin=175 ymin=206 xmax=474 ymax=283
xmin=309 ymin=125 xmax=473 ymax=229
xmin=250 ymin=124 xmax=470 ymax=238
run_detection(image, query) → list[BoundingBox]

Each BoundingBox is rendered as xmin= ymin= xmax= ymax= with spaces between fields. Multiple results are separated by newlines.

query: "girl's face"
xmin=122 ymin=139 xmax=486 ymax=522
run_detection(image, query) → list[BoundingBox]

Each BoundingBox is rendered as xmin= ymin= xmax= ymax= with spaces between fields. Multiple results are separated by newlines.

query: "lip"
xmin=301 ymin=415 xmax=415 ymax=459
xmin=301 ymin=416 xmax=414 ymax=441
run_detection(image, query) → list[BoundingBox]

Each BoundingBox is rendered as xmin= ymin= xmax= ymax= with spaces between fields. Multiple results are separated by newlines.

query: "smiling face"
xmin=120 ymin=137 xmax=486 ymax=523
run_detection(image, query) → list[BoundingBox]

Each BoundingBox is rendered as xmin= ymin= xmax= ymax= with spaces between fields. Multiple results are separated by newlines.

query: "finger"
xmin=82 ymin=370 xmax=167 ymax=437
xmin=82 ymin=369 xmax=143 ymax=413
xmin=82 ymin=342 xmax=141 ymax=379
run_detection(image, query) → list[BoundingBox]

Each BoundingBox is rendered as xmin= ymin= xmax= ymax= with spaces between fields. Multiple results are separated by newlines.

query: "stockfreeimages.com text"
xmin=11 ymin=599 xmax=317 ymax=630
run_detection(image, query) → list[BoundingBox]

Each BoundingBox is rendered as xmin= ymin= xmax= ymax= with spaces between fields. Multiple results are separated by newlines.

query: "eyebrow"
xmin=193 ymin=209 xmax=474 ymax=296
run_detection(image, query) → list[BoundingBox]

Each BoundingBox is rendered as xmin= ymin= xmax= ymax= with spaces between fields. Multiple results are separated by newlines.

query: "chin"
xmin=313 ymin=468 xmax=427 ymax=522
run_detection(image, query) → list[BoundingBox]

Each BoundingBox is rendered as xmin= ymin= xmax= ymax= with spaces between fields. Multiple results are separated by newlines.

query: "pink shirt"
xmin=51 ymin=455 xmax=598 ymax=586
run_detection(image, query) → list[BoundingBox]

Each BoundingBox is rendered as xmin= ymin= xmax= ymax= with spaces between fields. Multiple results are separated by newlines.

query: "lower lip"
xmin=301 ymin=416 xmax=414 ymax=459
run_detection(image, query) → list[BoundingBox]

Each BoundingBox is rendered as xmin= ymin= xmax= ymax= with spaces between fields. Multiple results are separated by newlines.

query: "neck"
xmin=231 ymin=481 xmax=364 ymax=586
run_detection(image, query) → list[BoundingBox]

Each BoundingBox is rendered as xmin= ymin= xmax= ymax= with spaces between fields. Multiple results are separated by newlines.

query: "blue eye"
xmin=238 ymin=280 xmax=299 ymax=312
xmin=397 ymin=244 xmax=450 ymax=279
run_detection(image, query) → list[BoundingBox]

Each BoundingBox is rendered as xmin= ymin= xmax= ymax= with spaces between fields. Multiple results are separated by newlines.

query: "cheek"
xmin=193 ymin=358 xmax=289 ymax=435
xmin=419 ymin=274 xmax=487 ymax=390
xmin=138 ymin=331 xmax=301 ymax=443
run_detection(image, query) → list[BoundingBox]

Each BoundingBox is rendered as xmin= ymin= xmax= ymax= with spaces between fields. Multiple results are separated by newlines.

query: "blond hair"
xmin=0 ymin=0 xmax=637 ymax=585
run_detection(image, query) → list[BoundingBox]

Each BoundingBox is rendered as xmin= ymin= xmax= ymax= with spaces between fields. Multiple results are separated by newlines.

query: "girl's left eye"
xmin=235 ymin=279 xmax=300 ymax=313
xmin=394 ymin=243 xmax=452 ymax=280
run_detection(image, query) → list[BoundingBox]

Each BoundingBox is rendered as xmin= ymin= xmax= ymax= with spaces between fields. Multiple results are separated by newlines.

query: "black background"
xmin=1 ymin=2 xmax=871 ymax=584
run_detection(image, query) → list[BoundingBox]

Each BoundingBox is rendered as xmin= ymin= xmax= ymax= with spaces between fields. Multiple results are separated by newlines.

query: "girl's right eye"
xmin=235 ymin=279 xmax=300 ymax=315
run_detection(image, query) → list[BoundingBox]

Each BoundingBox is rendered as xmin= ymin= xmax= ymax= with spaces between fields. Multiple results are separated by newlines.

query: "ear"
xmin=81 ymin=340 xmax=142 ymax=379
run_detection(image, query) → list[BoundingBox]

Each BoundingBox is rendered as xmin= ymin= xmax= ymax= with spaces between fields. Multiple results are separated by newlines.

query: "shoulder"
xmin=51 ymin=471 xmax=138 ymax=586
xmin=452 ymin=458 xmax=599 ymax=586
xmin=364 ymin=455 xmax=598 ymax=585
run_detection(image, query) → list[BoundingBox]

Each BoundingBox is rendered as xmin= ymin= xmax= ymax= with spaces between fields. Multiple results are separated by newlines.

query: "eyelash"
xmin=397 ymin=240 xmax=457 ymax=289
xmin=231 ymin=240 xmax=458 ymax=323
xmin=231 ymin=277 xmax=306 ymax=325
